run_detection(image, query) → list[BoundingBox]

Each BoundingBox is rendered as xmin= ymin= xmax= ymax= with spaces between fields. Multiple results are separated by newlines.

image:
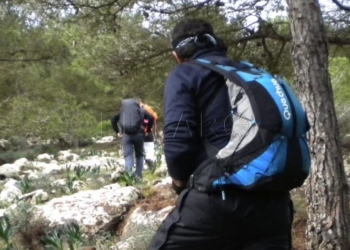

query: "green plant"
xmin=90 ymin=165 xmax=101 ymax=175
xmin=106 ymin=159 xmax=118 ymax=171
xmin=42 ymin=222 xmax=85 ymax=250
xmin=35 ymin=195 xmax=46 ymax=205
xmin=148 ymin=160 xmax=157 ymax=175
xmin=42 ymin=230 xmax=64 ymax=250
xmin=66 ymin=175 xmax=78 ymax=194
xmin=119 ymin=172 xmax=137 ymax=186
xmin=0 ymin=200 xmax=9 ymax=209
xmin=0 ymin=215 xmax=13 ymax=249
xmin=73 ymin=165 xmax=87 ymax=180
xmin=8 ymin=201 xmax=49 ymax=249
xmin=91 ymin=231 xmax=115 ymax=250
xmin=140 ymin=186 xmax=157 ymax=198
xmin=154 ymin=139 xmax=164 ymax=168
xmin=65 ymin=222 xmax=84 ymax=249
xmin=19 ymin=179 xmax=32 ymax=194
xmin=89 ymin=149 xmax=99 ymax=156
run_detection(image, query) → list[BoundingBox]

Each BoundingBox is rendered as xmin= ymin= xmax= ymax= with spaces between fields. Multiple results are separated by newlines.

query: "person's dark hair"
xmin=171 ymin=18 xmax=227 ymax=60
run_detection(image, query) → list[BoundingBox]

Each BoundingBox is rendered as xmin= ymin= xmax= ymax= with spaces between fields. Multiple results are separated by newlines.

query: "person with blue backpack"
xmin=149 ymin=19 xmax=311 ymax=250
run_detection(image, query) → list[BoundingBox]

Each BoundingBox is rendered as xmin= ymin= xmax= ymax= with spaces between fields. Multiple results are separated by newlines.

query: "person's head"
xmin=171 ymin=18 xmax=227 ymax=63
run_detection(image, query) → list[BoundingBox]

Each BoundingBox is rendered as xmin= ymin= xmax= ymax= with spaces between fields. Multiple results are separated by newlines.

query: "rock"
xmin=0 ymin=164 xmax=21 ymax=179
xmin=29 ymin=162 xmax=63 ymax=175
xmin=13 ymin=158 xmax=30 ymax=170
xmin=72 ymin=180 xmax=85 ymax=190
xmin=341 ymin=134 xmax=350 ymax=149
xmin=4 ymin=179 xmax=21 ymax=189
xmin=0 ymin=209 xmax=6 ymax=217
xmin=51 ymin=179 xmax=67 ymax=187
xmin=79 ymin=247 xmax=96 ymax=250
xmin=18 ymin=189 xmax=49 ymax=204
xmin=0 ymin=182 xmax=22 ymax=203
xmin=36 ymin=153 xmax=54 ymax=163
xmin=111 ymin=166 xmax=125 ymax=182
xmin=30 ymin=161 xmax=59 ymax=171
xmin=154 ymin=164 xmax=168 ymax=177
xmin=0 ymin=139 xmax=10 ymax=151
xmin=102 ymin=183 xmax=121 ymax=190
xmin=153 ymin=177 xmax=172 ymax=188
xmin=86 ymin=176 xmax=106 ymax=186
xmin=28 ymin=172 xmax=40 ymax=180
xmin=95 ymin=136 xmax=114 ymax=144
xmin=21 ymin=170 xmax=33 ymax=175
xmin=37 ymin=185 xmax=141 ymax=234
xmin=65 ymin=156 xmax=121 ymax=171
xmin=57 ymin=150 xmax=80 ymax=162
xmin=114 ymin=206 xmax=174 ymax=250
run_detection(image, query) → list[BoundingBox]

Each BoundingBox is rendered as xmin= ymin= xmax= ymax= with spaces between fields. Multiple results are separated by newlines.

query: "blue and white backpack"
xmin=191 ymin=59 xmax=311 ymax=196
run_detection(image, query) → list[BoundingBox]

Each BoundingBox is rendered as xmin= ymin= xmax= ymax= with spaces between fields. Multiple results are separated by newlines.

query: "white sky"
xmin=140 ymin=0 xmax=337 ymax=33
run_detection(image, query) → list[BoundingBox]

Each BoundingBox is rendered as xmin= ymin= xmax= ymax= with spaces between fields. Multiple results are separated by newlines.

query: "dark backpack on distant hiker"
xmin=119 ymin=99 xmax=144 ymax=135
xmin=190 ymin=59 xmax=311 ymax=196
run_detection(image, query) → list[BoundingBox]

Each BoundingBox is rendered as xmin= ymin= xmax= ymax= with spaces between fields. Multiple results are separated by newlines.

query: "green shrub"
xmin=96 ymin=120 xmax=114 ymax=138
xmin=42 ymin=221 xmax=85 ymax=250
xmin=8 ymin=201 xmax=49 ymax=249
xmin=19 ymin=179 xmax=32 ymax=194
xmin=119 ymin=172 xmax=138 ymax=186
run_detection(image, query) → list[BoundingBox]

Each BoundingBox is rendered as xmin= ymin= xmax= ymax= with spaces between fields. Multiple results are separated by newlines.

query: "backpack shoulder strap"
xmin=191 ymin=59 xmax=259 ymax=86
xmin=190 ymin=59 xmax=242 ymax=157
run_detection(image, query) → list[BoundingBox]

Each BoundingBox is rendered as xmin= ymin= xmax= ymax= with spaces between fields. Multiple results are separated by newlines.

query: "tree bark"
xmin=286 ymin=0 xmax=350 ymax=249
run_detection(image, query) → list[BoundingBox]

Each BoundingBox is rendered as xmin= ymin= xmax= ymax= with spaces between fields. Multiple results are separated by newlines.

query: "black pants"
xmin=122 ymin=133 xmax=144 ymax=177
xmin=144 ymin=132 xmax=154 ymax=142
xmin=149 ymin=188 xmax=293 ymax=250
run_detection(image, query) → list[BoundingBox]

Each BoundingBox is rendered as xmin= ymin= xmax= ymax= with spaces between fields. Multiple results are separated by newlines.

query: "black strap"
xmin=190 ymin=59 xmax=242 ymax=157
xmin=191 ymin=59 xmax=256 ymax=86
xmin=190 ymin=60 xmax=227 ymax=157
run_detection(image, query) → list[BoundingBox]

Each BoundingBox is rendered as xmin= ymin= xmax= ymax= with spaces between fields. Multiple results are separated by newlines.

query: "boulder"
xmin=113 ymin=206 xmax=174 ymax=250
xmin=37 ymin=185 xmax=141 ymax=234
xmin=153 ymin=177 xmax=172 ymax=188
xmin=13 ymin=158 xmax=30 ymax=170
xmin=0 ymin=139 xmax=10 ymax=151
xmin=0 ymin=163 xmax=21 ymax=179
xmin=36 ymin=153 xmax=54 ymax=163
xmin=341 ymin=134 xmax=350 ymax=149
xmin=95 ymin=136 xmax=114 ymax=144
xmin=57 ymin=150 xmax=80 ymax=162
xmin=0 ymin=180 xmax=22 ymax=203
xmin=154 ymin=164 xmax=168 ymax=177
xmin=18 ymin=189 xmax=49 ymax=204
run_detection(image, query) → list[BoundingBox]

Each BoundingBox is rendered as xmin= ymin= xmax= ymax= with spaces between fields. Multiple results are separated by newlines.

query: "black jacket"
xmin=111 ymin=111 xmax=154 ymax=134
xmin=163 ymin=48 xmax=233 ymax=181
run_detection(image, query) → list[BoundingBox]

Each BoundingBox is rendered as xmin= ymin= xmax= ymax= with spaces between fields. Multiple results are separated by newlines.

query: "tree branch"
xmin=331 ymin=0 xmax=350 ymax=11
xmin=140 ymin=0 xmax=214 ymax=14
xmin=261 ymin=37 xmax=273 ymax=59
xmin=229 ymin=32 xmax=350 ymax=46
xmin=0 ymin=56 xmax=51 ymax=62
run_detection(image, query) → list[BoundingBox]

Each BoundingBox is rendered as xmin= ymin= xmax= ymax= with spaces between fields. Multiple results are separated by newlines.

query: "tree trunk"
xmin=286 ymin=0 xmax=350 ymax=249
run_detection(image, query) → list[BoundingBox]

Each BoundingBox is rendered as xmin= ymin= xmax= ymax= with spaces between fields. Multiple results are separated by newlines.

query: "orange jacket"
xmin=142 ymin=103 xmax=158 ymax=121
xmin=141 ymin=103 xmax=157 ymax=134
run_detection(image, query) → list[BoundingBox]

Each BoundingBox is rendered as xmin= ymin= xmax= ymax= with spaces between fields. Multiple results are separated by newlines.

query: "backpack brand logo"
xmin=271 ymin=79 xmax=291 ymax=120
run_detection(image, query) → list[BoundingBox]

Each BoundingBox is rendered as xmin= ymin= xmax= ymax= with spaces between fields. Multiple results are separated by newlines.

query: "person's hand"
xmin=117 ymin=133 xmax=123 ymax=138
xmin=172 ymin=179 xmax=187 ymax=195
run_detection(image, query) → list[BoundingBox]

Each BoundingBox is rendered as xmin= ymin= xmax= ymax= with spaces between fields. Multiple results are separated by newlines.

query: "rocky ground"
xmin=2 ymin=135 xmax=349 ymax=250
xmin=0 ymin=136 xmax=173 ymax=249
